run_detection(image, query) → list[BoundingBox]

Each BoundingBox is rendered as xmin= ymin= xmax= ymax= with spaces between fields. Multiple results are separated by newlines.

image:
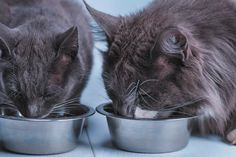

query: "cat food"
xmin=97 ymin=103 xmax=198 ymax=153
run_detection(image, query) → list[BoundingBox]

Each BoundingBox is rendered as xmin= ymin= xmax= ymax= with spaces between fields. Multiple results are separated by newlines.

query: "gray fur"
xmin=86 ymin=0 xmax=236 ymax=139
xmin=0 ymin=0 xmax=93 ymax=118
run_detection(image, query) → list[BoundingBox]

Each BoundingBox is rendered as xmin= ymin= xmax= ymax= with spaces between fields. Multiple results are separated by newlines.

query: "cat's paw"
xmin=226 ymin=129 xmax=236 ymax=145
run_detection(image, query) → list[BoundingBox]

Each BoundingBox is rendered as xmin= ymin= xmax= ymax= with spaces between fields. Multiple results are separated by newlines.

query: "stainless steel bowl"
xmin=0 ymin=104 xmax=95 ymax=155
xmin=96 ymin=103 xmax=198 ymax=153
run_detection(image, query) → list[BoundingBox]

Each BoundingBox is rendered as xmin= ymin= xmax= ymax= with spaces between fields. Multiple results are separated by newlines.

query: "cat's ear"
xmin=56 ymin=26 xmax=79 ymax=58
xmin=84 ymin=1 xmax=120 ymax=41
xmin=157 ymin=28 xmax=191 ymax=62
xmin=50 ymin=26 xmax=79 ymax=85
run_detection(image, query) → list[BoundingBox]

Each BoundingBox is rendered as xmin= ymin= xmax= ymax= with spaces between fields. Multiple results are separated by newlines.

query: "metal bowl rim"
xmin=96 ymin=103 xmax=199 ymax=122
xmin=0 ymin=104 xmax=95 ymax=122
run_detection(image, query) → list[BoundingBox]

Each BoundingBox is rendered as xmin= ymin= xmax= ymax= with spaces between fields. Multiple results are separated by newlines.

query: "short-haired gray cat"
xmin=0 ymin=0 xmax=93 ymax=118
xmin=85 ymin=0 xmax=236 ymax=144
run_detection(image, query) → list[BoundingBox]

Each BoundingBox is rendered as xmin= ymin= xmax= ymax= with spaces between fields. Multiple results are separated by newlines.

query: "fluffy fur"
xmin=85 ymin=0 xmax=236 ymax=143
xmin=0 ymin=0 xmax=93 ymax=118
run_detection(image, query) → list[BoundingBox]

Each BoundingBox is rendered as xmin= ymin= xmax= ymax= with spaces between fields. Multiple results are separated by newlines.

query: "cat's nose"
xmin=22 ymin=102 xmax=45 ymax=118
xmin=25 ymin=105 xmax=42 ymax=118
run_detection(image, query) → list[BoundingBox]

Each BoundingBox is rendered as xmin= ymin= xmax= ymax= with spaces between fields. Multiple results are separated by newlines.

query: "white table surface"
xmin=1 ymin=0 xmax=236 ymax=156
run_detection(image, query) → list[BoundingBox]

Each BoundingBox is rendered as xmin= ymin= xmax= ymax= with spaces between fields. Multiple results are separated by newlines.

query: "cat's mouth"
xmin=0 ymin=102 xmax=89 ymax=119
xmin=0 ymin=98 xmax=81 ymax=119
xmin=118 ymin=98 xmax=204 ymax=119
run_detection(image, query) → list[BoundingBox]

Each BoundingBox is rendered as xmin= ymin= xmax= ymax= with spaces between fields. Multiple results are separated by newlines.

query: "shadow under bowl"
xmin=0 ymin=104 xmax=95 ymax=155
xmin=96 ymin=103 xmax=198 ymax=154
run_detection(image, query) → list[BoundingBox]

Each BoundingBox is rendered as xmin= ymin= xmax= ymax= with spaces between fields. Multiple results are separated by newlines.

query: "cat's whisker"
xmin=127 ymin=80 xmax=141 ymax=97
xmin=0 ymin=91 xmax=14 ymax=102
xmin=140 ymin=79 xmax=159 ymax=86
xmin=126 ymin=82 xmax=136 ymax=92
xmin=158 ymin=110 xmax=194 ymax=117
xmin=0 ymin=103 xmax=17 ymax=108
xmin=48 ymin=111 xmax=75 ymax=117
xmin=135 ymin=80 xmax=141 ymax=94
xmin=53 ymin=105 xmax=81 ymax=111
xmin=160 ymin=98 xmax=204 ymax=112
xmin=0 ymin=99 xmax=14 ymax=104
xmin=138 ymin=92 xmax=154 ymax=110
xmin=127 ymin=85 xmax=138 ymax=97
xmin=53 ymin=102 xmax=79 ymax=110
xmin=52 ymin=98 xmax=79 ymax=109
xmin=0 ymin=90 xmax=20 ymax=113
xmin=0 ymin=92 xmax=10 ymax=99
xmin=56 ymin=103 xmax=80 ymax=107
xmin=139 ymin=88 xmax=159 ymax=103
xmin=0 ymin=106 xmax=19 ymax=111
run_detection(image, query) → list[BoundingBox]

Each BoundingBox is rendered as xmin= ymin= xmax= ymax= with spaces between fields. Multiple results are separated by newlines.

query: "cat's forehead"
xmin=113 ymin=14 xmax=171 ymax=51
xmin=9 ymin=36 xmax=56 ymax=72
xmin=112 ymin=22 xmax=154 ymax=53
xmin=14 ymin=35 xmax=55 ymax=59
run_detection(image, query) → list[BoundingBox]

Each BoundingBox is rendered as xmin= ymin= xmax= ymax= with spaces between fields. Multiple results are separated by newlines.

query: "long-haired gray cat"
xmin=0 ymin=0 xmax=93 ymax=118
xmin=85 ymin=0 xmax=236 ymax=144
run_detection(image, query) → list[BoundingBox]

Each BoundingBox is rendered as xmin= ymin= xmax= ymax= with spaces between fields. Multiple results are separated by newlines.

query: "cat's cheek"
xmin=134 ymin=107 xmax=158 ymax=119
xmin=153 ymin=57 xmax=174 ymax=80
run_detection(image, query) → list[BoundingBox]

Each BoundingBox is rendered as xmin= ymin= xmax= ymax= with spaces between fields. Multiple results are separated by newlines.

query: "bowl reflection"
xmin=0 ymin=104 xmax=95 ymax=155
xmin=96 ymin=103 xmax=198 ymax=153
